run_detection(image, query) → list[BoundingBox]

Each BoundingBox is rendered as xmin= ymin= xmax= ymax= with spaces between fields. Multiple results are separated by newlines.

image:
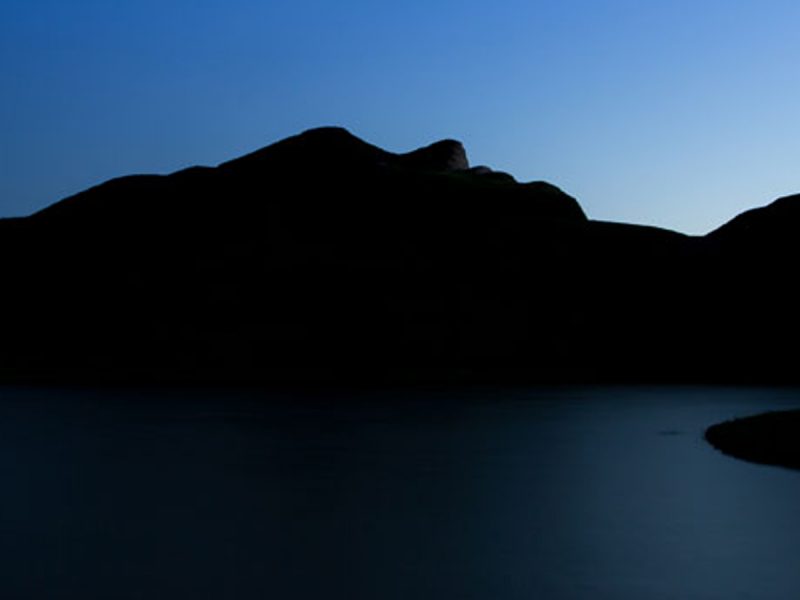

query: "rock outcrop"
xmin=400 ymin=139 xmax=469 ymax=172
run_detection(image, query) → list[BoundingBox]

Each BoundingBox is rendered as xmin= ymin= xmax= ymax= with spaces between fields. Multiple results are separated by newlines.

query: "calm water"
xmin=1 ymin=386 xmax=799 ymax=599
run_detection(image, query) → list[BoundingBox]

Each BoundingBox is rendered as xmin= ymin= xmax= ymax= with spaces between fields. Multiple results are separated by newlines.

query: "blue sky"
xmin=2 ymin=0 xmax=800 ymax=234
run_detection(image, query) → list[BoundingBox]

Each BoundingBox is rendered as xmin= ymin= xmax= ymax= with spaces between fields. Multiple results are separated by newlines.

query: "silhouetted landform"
xmin=706 ymin=411 xmax=800 ymax=469
xmin=1 ymin=126 xmax=800 ymax=384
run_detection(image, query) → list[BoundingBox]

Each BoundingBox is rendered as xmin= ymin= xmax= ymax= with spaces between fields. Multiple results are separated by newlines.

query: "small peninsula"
xmin=706 ymin=411 xmax=800 ymax=470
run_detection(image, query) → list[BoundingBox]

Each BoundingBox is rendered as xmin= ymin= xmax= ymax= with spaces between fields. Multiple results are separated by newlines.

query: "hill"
xmin=0 ymin=127 xmax=797 ymax=384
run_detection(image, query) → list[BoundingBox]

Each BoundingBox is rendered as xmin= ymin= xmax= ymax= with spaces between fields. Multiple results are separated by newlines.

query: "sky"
xmin=2 ymin=0 xmax=800 ymax=234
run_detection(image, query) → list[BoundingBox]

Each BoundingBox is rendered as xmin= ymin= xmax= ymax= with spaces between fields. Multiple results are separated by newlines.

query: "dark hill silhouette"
xmin=707 ymin=193 xmax=800 ymax=246
xmin=1 ymin=126 xmax=799 ymax=384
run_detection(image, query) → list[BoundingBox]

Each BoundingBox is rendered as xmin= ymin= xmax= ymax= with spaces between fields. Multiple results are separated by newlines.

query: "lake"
xmin=1 ymin=386 xmax=799 ymax=599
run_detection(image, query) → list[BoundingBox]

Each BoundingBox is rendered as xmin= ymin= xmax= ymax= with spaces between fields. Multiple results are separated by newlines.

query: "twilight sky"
xmin=2 ymin=0 xmax=800 ymax=234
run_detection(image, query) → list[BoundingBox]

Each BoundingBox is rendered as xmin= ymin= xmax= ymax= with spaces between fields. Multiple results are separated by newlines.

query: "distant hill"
xmin=0 ymin=126 xmax=797 ymax=384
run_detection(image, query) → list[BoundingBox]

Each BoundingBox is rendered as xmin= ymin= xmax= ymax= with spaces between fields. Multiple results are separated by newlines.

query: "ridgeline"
xmin=1 ymin=127 xmax=798 ymax=385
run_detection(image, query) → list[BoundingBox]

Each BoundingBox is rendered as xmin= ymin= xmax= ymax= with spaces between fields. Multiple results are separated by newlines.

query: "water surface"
xmin=0 ymin=386 xmax=798 ymax=599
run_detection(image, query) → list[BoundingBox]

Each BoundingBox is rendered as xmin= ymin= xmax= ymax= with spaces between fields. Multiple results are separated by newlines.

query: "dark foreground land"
xmin=2 ymin=126 xmax=800 ymax=385
xmin=706 ymin=410 xmax=800 ymax=469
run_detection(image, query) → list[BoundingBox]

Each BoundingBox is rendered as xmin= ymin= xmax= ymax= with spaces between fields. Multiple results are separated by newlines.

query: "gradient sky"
xmin=2 ymin=0 xmax=800 ymax=234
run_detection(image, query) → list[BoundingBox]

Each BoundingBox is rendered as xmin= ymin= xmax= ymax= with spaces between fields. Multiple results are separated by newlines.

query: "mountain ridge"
xmin=1 ymin=126 xmax=798 ymax=385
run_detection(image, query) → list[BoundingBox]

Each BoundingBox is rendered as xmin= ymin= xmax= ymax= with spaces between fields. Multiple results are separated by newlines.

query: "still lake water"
xmin=1 ymin=386 xmax=799 ymax=599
